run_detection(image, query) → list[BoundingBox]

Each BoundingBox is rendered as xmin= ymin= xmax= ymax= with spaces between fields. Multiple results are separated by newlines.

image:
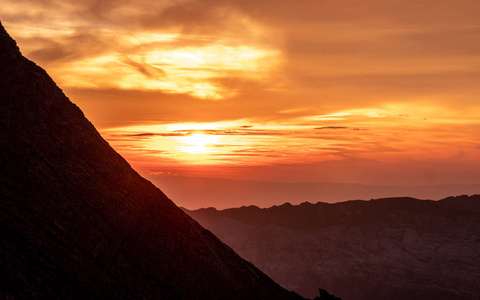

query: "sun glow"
xmin=100 ymin=111 xmax=480 ymax=185
xmin=175 ymin=133 xmax=222 ymax=154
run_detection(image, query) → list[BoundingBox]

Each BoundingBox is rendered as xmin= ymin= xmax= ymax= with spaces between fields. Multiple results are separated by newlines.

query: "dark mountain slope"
xmin=0 ymin=20 xmax=304 ymax=300
xmin=185 ymin=195 xmax=480 ymax=299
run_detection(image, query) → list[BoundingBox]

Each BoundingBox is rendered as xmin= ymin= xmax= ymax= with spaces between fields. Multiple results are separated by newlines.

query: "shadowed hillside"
xmin=0 ymin=20 xmax=306 ymax=300
xmin=185 ymin=195 xmax=480 ymax=299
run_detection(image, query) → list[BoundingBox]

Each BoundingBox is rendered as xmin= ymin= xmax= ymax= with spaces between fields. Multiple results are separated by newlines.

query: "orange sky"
xmin=3 ymin=0 xmax=480 ymax=186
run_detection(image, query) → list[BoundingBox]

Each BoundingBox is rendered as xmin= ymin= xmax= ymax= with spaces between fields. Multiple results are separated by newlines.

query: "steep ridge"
xmin=185 ymin=195 xmax=480 ymax=299
xmin=0 ymin=20 xmax=304 ymax=300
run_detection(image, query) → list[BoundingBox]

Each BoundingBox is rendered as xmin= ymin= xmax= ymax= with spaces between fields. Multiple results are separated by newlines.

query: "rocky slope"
xmin=185 ymin=195 xmax=480 ymax=300
xmin=0 ymin=20 xmax=305 ymax=300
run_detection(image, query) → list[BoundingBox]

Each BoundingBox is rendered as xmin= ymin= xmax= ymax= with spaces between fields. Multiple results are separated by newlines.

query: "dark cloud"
xmin=114 ymin=132 xmax=187 ymax=138
xmin=121 ymin=58 xmax=166 ymax=78
xmin=314 ymin=126 xmax=348 ymax=130
xmin=113 ymin=127 xmax=298 ymax=140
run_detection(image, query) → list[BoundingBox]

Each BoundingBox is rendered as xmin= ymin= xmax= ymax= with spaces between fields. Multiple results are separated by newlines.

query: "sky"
xmin=2 ymin=0 xmax=480 ymax=190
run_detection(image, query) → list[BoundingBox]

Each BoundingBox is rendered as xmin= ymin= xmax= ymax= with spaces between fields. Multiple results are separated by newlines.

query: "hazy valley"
xmin=185 ymin=195 xmax=480 ymax=299
xmin=153 ymin=176 xmax=480 ymax=209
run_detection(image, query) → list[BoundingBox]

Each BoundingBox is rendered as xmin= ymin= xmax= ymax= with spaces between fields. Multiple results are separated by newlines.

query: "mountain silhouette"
xmin=185 ymin=195 xmax=480 ymax=300
xmin=0 ymin=20 xmax=305 ymax=300
xmin=152 ymin=176 xmax=480 ymax=209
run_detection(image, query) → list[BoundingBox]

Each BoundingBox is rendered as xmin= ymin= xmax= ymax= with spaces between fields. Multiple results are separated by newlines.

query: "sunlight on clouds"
xmin=175 ymin=133 xmax=222 ymax=154
xmin=102 ymin=121 xmax=355 ymax=166
xmin=315 ymin=113 xmax=352 ymax=121
xmin=167 ymin=123 xmax=225 ymax=131
xmin=125 ymin=32 xmax=180 ymax=45
xmin=98 ymin=105 xmax=480 ymax=184
xmin=143 ymin=45 xmax=275 ymax=71
xmin=53 ymin=37 xmax=279 ymax=99
xmin=126 ymin=45 xmax=279 ymax=99
xmin=3 ymin=2 xmax=280 ymax=101
xmin=7 ymin=24 xmax=76 ymax=39
xmin=55 ymin=41 xmax=279 ymax=99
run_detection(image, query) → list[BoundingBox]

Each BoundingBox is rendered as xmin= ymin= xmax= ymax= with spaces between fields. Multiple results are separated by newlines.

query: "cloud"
xmin=121 ymin=57 xmax=166 ymax=78
xmin=5 ymin=0 xmax=480 ymax=109
xmin=116 ymin=132 xmax=186 ymax=137
xmin=3 ymin=0 xmax=282 ymax=99
xmin=314 ymin=126 xmax=349 ymax=130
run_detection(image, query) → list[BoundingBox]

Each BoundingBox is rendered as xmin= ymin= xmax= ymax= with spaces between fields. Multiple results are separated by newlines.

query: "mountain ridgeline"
xmin=184 ymin=195 xmax=480 ymax=300
xmin=0 ymin=20 xmax=309 ymax=299
xmin=152 ymin=175 xmax=480 ymax=209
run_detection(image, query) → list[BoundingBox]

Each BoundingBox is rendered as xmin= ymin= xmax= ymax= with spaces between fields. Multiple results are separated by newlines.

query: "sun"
xmin=175 ymin=133 xmax=221 ymax=155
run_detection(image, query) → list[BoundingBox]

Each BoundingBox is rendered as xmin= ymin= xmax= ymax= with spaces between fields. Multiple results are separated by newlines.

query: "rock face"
xmin=185 ymin=195 xmax=480 ymax=300
xmin=314 ymin=288 xmax=341 ymax=300
xmin=0 ymin=20 xmax=304 ymax=300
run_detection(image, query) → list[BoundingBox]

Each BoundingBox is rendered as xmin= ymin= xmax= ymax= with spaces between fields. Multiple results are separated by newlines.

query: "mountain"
xmin=150 ymin=175 xmax=480 ymax=209
xmin=184 ymin=195 xmax=480 ymax=300
xmin=0 ymin=20 xmax=306 ymax=299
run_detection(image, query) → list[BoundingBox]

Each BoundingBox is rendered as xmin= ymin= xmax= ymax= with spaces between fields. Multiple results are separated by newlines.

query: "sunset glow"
xmin=3 ymin=0 xmax=480 ymax=189
xmin=175 ymin=133 xmax=221 ymax=155
xmin=49 ymin=37 xmax=280 ymax=99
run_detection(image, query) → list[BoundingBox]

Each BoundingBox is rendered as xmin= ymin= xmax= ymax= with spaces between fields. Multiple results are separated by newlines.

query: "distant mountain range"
xmin=184 ymin=195 xmax=480 ymax=300
xmin=0 ymin=20 xmax=306 ymax=299
xmin=151 ymin=175 xmax=480 ymax=209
